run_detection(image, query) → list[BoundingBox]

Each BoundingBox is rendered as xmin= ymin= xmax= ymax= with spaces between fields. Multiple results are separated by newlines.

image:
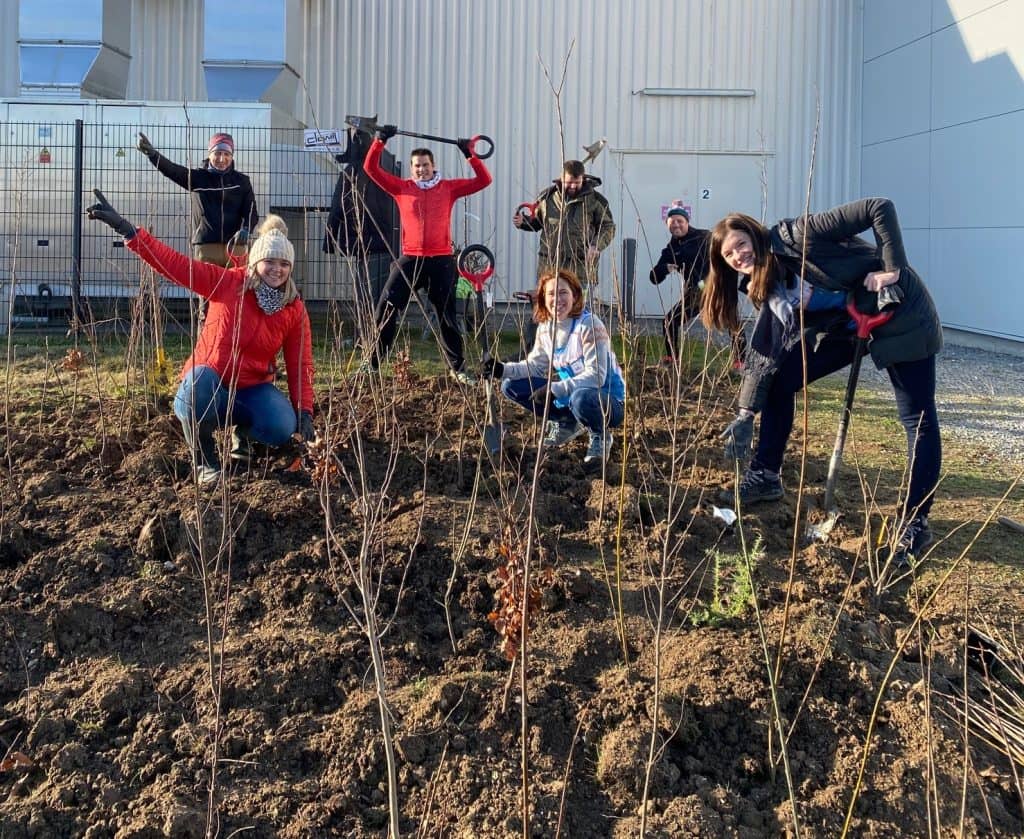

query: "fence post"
xmin=621 ymin=237 xmax=636 ymax=324
xmin=71 ymin=118 xmax=84 ymax=330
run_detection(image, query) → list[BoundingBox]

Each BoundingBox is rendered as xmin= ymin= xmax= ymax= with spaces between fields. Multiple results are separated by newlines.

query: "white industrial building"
xmin=1 ymin=0 xmax=1021 ymax=349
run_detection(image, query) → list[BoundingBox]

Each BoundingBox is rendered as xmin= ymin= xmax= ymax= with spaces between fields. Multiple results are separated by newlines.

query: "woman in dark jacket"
xmin=702 ymin=198 xmax=942 ymax=566
xmin=136 ymin=131 xmax=259 ymax=267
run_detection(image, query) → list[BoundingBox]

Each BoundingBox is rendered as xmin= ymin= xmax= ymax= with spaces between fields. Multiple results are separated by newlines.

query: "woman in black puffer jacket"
xmin=137 ymin=130 xmax=259 ymax=267
xmin=702 ymin=198 xmax=942 ymax=568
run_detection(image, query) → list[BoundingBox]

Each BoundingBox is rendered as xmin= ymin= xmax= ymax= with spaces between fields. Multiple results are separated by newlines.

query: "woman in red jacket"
xmin=87 ymin=191 xmax=315 ymax=485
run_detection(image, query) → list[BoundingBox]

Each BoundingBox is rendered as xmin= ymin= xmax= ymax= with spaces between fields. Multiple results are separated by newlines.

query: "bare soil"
xmin=2 ymin=360 xmax=1023 ymax=838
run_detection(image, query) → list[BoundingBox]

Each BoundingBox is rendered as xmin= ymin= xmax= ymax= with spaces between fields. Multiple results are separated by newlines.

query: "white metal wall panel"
xmin=931 ymin=230 xmax=1023 ymax=339
xmin=863 ymin=0 xmax=932 ymax=61
xmin=861 ymin=0 xmax=1024 ymax=344
xmin=931 ymin=5 xmax=1024 ymax=129
xmin=862 ymin=39 xmax=932 ymax=144
xmin=861 ymin=134 xmax=932 ymax=228
xmin=127 ymin=0 xmax=205 ymax=102
xmin=931 ymin=110 xmax=1024 ymax=229
xmin=933 ymin=0 xmax=1007 ymax=27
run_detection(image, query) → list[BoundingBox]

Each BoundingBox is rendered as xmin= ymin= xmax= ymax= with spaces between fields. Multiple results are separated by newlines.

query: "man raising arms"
xmin=363 ymin=125 xmax=492 ymax=382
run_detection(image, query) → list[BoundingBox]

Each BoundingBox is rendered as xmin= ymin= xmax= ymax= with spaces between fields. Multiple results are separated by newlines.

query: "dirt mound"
xmin=1 ymin=371 xmax=1020 ymax=837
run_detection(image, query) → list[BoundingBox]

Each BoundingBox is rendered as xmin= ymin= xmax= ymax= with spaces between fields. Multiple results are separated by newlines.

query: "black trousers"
xmin=753 ymin=338 xmax=941 ymax=520
xmin=373 ymin=255 xmax=464 ymax=370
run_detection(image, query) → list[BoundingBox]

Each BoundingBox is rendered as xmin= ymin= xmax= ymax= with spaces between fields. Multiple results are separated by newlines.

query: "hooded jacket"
xmin=144 ymin=151 xmax=259 ymax=246
xmin=738 ymin=197 xmax=942 ymax=411
xmin=127 ymin=229 xmax=314 ymax=413
xmin=323 ymin=130 xmax=395 ymax=255
xmin=519 ymin=175 xmax=615 ymax=283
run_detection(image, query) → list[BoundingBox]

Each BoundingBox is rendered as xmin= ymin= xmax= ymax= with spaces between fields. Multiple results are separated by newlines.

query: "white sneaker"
xmin=583 ymin=431 xmax=613 ymax=467
xmin=543 ymin=420 xmax=585 ymax=448
xmin=196 ymin=465 xmax=221 ymax=485
xmin=449 ymin=367 xmax=477 ymax=386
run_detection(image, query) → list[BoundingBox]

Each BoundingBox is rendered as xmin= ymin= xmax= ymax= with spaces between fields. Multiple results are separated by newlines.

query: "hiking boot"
xmin=230 ymin=428 xmax=252 ymax=462
xmin=196 ymin=465 xmax=221 ymax=486
xmin=449 ymin=367 xmax=477 ymax=386
xmin=583 ymin=430 xmax=613 ymax=469
xmin=542 ymin=420 xmax=585 ymax=449
xmin=721 ymin=468 xmax=784 ymax=506
xmin=892 ymin=516 xmax=933 ymax=569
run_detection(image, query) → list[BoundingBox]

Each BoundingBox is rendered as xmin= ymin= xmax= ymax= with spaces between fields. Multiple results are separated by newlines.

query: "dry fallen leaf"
xmin=0 ymin=751 xmax=33 ymax=771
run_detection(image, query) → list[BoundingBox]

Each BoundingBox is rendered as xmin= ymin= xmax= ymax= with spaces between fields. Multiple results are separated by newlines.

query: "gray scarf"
xmin=415 ymin=171 xmax=442 ymax=190
xmin=254 ymin=282 xmax=286 ymax=315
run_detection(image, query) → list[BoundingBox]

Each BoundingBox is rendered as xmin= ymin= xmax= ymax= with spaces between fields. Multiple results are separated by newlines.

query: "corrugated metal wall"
xmin=1 ymin=2 xmax=20 ymax=98
xmin=2 ymin=0 xmax=861 ymax=302
xmin=128 ymin=0 xmax=205 ymax=102
xmin=296 ymin=0 xmax=861 ymax=296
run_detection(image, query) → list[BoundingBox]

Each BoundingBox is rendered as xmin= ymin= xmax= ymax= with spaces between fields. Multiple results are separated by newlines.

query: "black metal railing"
xmin=1 ymin=119 xmax=399 ymax=332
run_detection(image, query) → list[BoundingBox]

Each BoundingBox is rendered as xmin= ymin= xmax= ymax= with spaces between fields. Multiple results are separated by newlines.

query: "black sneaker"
xmin=892 ymin=516 xmax=933 ymax=569
xmin=720 ymin=468 xmax=784 ymax=506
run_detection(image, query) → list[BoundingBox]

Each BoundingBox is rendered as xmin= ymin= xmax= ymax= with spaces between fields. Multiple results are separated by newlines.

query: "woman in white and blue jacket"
xmin=480 ymin=268 xmax=625 ymax=467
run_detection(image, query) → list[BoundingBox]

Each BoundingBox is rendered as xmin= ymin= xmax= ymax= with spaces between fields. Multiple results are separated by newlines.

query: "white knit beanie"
xmin=248 ymin=215 xmax=295 ymax=267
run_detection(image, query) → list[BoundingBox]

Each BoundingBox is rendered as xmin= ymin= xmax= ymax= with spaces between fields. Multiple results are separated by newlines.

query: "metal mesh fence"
xmin=1 ymin=119 xmax=399 ymax=332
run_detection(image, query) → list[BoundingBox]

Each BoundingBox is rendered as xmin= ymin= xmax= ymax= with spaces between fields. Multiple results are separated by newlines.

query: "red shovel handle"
xmin=467 ymin=135 xmax=495 ymax=159
xmin=457 ymin=244 xmax=495 ymax=292
xmin=515 ymin=201 xmax=539 ymax=221
xmin=847 ymin=295 xmax=895 ymax=339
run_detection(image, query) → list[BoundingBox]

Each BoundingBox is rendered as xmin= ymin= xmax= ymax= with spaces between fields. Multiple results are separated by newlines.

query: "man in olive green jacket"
xmin=514 ymin=160 xmax=615 ymax=285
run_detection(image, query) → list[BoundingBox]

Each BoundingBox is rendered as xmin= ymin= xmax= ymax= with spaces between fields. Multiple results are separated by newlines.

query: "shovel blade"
xmin=344 ymin=113 xmax=379 ymax=134
xmin=483 ymin=423 xmax=504 ymax=456
xmin=805 ymin=508 xmax=841 ymax=544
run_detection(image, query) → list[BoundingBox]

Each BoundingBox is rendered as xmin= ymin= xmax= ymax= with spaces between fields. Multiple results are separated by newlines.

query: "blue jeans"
xmin=173 ymin=366 xmax=296 ymax=464
xmin=753 ymin=337 xmax=941 ymax=519
xmin=500 ymin=376 xmax=624 ymax=434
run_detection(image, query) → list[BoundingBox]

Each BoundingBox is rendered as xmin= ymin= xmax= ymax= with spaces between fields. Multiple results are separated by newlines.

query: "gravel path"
xmin=855 ymin=344 xmax=1024 ymax=465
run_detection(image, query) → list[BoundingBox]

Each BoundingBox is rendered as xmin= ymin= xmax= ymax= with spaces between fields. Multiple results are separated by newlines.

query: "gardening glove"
xmin=877 ymin=283 xmax=903 ymax=311
xmin=456 ymin=137 xmax=474 ymax=159
xmin=297 ymin=410 xmax=315 ymax=443
xmin=136 ymin=132 xmax=157 ymax=158
xmin=720 ymin=411 xmax=754 ymax=460
xmin=86 ymin=189 xmax=137 ymax=239
xmin=234 ymin=226 xmax=249 ymax=247
xmin=376 ymin=124 xmax=398 ymax=143
xmin=480 ymin=357 xmax=504 ymax=379
xmin=530 ymin=384 xmax=550 ymax=406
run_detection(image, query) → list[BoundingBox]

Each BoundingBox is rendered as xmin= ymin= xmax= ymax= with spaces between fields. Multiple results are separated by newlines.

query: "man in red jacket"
xmin=363 ymin=125 xmax=492 ymax=382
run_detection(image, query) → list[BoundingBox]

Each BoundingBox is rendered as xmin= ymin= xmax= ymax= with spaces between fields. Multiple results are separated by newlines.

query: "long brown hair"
xmin=702 ymin=213 xmax=779 ymax=331
xmin=534 ymin=268 xmax=584 ymax=324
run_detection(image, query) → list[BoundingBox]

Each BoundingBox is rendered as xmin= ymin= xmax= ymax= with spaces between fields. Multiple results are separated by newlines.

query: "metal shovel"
xmin=806 ymin=296 xmax=895 ymax=542
xmin=481 ymin=357 xmax=504 ymax=456
xmin=462 ymin=256 xmax=504 ymax=456
xmin=345 ymin=113 xmax=495 ymax=159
